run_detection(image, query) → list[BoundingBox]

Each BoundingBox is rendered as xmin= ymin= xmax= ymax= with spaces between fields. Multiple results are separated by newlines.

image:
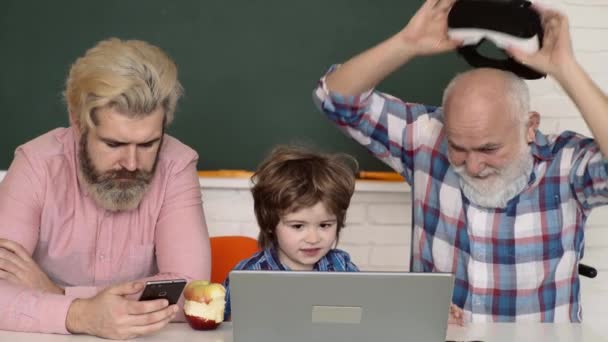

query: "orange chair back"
xmin=210 ymin=236 xmax=259 ymax=284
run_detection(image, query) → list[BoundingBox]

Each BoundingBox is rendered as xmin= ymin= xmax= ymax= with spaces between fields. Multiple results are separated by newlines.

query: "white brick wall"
xmin=197 ymin=179 xmax=608 ymax=273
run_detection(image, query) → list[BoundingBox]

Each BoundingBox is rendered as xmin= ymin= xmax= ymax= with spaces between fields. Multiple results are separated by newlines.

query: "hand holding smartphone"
xmin=138 ymin=279 xmax=187 ymax=305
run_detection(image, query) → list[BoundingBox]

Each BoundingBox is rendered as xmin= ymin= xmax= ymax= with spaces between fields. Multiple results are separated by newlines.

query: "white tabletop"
xmin=0 ymin=322 xmax=606 ymax=342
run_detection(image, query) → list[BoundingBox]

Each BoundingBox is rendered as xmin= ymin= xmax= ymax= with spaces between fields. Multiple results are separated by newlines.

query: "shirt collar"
xmin=264 ymin=248 xmax=331 ymax=271
xmin=530 ymin=130 xmax=554 ymax=161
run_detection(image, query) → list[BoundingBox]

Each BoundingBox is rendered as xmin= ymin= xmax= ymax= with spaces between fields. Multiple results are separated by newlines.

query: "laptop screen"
xmin=230 ymin=271 xmax=455 ymax=342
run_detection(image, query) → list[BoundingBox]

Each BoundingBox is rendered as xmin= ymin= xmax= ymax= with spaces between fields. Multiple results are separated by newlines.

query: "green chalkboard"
xmin=0 ymin=0 xmax=469 ymax=171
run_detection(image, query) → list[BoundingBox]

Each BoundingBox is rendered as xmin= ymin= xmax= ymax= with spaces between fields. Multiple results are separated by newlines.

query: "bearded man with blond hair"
xmin=0 ymin=38 xmax=210 ymax=339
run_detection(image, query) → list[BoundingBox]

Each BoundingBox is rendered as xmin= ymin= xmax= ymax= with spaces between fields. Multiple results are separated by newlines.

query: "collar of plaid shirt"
xmin=257 ymin=248 xmax=356 ymax=271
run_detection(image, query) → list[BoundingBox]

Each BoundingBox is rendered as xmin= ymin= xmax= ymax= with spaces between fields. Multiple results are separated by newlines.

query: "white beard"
xmin=452 ymin=145 xmax=534 ymax=208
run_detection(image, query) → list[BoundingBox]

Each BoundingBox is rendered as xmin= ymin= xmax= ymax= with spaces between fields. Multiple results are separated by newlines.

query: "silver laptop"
xmin=230 ymin=271 xmax=455 ymax=342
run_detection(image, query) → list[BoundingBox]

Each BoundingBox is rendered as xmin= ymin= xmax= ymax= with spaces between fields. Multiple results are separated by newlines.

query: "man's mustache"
xmin=452 ymin=165 xmax=500 ymax=179
xmin=99 ymin=169 xmax=151 ymax=182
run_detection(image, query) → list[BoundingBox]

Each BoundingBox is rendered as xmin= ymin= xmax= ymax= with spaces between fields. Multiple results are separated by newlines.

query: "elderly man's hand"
xmin=448 ymin=303 xmax=465 ymax=326
xmin=507 ymin=5 xmax=576 ymax=81
xmin=397 ymin=0 xmax=462 ymax=57
xmin=0 ymin=239 xmax=64 ymax=294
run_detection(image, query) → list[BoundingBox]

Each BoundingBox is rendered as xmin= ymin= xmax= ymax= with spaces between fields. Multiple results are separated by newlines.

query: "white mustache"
xmin=453 ymin=165 xmax=499 ymax=179
xmin=476 ymin=167 xmax=499 ymax=178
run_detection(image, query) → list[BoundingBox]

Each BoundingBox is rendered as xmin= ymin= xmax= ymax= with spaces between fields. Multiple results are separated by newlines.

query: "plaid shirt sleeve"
xmin=313 ymin=65 xmax=445 ymax=185
xmin=562 ymin=132 xmax=608 ymax=210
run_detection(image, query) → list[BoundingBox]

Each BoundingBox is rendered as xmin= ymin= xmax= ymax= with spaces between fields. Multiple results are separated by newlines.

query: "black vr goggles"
xmin=448 ymin=0 xmax=545 ymax=79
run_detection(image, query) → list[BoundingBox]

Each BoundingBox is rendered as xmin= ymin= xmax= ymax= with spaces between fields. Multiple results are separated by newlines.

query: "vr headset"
xmin=447 ymin=0 xmax=545 ymax=79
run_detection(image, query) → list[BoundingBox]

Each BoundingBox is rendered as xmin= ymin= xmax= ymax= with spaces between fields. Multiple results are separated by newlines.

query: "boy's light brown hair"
xmin=252 ymin=145 xmax=358 ymax=249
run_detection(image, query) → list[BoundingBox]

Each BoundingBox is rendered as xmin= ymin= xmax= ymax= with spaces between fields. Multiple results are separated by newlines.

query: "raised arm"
xmin=314 ymin=0 xmax=462 ymax=182
xmin=508 ymin=6 xmax=608 ymax=156
xmin=326 ymin=0 xmax=461 ymax=95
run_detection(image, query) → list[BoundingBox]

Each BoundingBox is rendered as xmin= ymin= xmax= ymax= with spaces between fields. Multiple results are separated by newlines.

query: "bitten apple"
xmin=183 ymin=280 xmax=226 ymax=330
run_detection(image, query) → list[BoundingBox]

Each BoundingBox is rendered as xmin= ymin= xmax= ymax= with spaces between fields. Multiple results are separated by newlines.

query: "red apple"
xmin=183 ymin=280 xmax=226 ymax=330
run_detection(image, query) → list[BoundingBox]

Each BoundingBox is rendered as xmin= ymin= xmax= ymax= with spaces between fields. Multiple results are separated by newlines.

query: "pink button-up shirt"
xmin=0 ymin=127 xmax=210 ymax=334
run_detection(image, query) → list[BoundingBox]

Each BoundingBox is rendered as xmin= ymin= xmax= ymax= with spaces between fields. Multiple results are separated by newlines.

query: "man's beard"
xmin=78 ymin=132 xmax=160 ymax=211
xmin=452 ymin=144 xmax=533 ymax=209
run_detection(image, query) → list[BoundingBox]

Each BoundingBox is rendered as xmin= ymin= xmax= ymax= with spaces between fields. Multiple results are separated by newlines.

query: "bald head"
xmin=442 ymin=68 xmax=530 ymax=126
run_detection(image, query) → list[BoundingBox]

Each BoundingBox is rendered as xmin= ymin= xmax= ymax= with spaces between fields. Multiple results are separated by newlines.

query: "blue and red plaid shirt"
xmin=223 ymin=247 xmax=358 ymax=319
xmin=313 ymin=66 xmax=608 ymax=322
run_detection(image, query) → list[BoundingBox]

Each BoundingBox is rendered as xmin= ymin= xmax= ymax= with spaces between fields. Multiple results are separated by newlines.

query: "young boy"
xmin=223 ymin=145 xmax=359 ymax=319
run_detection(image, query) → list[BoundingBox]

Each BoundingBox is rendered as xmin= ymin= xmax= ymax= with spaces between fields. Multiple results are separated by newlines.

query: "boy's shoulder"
xmin=324 ymin=248 xmax=351 ymax=259
xmin=233 ymin=248 xmax=284 ymax=271
xmin=319 ymin=248 xmax=359 ymax=271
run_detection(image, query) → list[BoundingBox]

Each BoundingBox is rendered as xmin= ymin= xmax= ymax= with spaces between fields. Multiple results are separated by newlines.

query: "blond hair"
xmin=65 ymin=38 xmax=183 ymax=130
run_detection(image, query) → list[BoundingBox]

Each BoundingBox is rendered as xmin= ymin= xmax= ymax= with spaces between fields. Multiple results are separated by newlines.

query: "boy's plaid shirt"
xmin=314 ymin=68 xmax=608 ymax=322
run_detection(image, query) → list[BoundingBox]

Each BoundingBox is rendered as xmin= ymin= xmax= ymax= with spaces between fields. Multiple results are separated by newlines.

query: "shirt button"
xmin=99 ymin=254 xmax=105 ymax=260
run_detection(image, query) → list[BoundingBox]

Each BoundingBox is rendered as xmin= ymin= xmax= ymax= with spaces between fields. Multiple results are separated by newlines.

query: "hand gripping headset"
xmin=447 ymin=0 xmax=545 ymax=79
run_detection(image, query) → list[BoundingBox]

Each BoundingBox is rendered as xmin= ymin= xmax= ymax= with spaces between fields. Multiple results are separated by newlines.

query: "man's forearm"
xmin=324 ymin=0 xmax=461 ymax=96
xmin=0 ymin=282 xmax=75 ymax=334
xmin=325 ymin=34 xmax=416 ymax=96
xmin=556 ymin=61 xmax=608 ymax=156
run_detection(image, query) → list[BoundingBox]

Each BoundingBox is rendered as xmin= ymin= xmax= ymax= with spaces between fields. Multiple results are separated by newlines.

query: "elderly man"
xmin=0 ymin=38 xmax=210 ymax=339
xmin=314 ymin=0 xmax=608 ymax=322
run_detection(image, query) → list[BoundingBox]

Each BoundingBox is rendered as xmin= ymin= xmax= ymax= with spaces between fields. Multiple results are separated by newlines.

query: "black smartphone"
xmin=138 ymin=279 xmax=187 ymax=305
